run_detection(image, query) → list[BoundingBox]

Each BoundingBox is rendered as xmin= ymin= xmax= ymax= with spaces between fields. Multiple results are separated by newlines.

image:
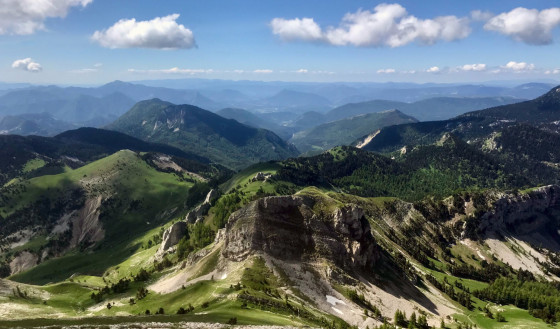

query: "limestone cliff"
xmin=221 ymin=195 xmax=379 ymax=272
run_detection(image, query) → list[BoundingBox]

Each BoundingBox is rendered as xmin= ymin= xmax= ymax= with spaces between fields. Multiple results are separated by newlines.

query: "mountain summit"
xmin=106 ymin=99 xmax=299 ymax=169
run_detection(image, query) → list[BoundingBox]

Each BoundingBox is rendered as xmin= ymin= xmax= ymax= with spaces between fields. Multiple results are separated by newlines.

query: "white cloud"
xmin=128 ymin=67 xmax=213 ymax=75
xmin=470 ymin=10 xmax=493 ymax=21
xmin=502 ymin=61 xmax=535 ymax=71
xmin=460 ymin=63 xmax=487 ymax=71
xmin=270 ymin=18 xmax=322 ymax=41
xmin=270 ymin=3 xmax=471 ymax=47
xmin=377 ymin=68 xmax=396 ymax=74
xmin=93 ymin=63 xmax=103 ymax=67
xmin=426 ymin=66 xmax=440 ymax=73
xmin=545 ymin=69 xmax=560 ymax=75
xmin=253 ymin=69 xmax=273 ymax=74
xmin=0 ymin=0 xmax=91 ymax=35
xmin=484 ymin=7 xmax=560 ymax=45
xmin=295 ymin=69 xmax=308 ymax=73
xmin=92 ymin=14 xmax=195 ymax=49
xmin=12 ymin=58 xmax=42 ymax=72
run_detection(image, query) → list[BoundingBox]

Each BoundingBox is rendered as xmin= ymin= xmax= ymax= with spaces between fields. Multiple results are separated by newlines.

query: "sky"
xmin=1 ymin=0 xmax=560 ymax=85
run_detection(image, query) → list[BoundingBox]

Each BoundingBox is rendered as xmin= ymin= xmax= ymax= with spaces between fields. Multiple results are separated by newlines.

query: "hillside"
xmin=3 ymin=146 xmax=560 ymax=328
xmin=1 ymin=116 xmax=560 ymax=328
xmin=106 ymin=99 xmax=299 ymax=169
xmin=0 ymin=127 xmax=217 ymax=187
xmin=358 ymin=85 xmax=560 ymax=153
xmin=0 ymin=150 xmax=208 ymax=283
xmin=290 ymin=110 xmax=418 ymax=153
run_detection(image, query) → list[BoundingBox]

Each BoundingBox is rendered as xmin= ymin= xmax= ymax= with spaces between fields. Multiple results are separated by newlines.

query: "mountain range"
xmin=2 ymin=83 xmax=560 ymax=329
xmin=0 ymin=80 xmax=551 ymax=139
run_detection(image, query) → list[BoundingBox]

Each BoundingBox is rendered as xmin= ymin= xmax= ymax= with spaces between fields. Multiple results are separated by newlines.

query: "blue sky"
xmin=1 ymin=0 xmax=560 ymax=85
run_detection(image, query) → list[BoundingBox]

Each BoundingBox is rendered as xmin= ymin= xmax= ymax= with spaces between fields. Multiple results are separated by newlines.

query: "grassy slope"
xmin=5 ymin=150 xmax=194 ymax=284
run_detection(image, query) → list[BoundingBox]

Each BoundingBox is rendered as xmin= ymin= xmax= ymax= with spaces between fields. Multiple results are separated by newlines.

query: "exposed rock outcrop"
xmin=222 ymin=195 xmax=379 ymax=271
xmin=204 ymin=189 xmax=219 ymax=204
xmin=157 ymin=221 xmax=187 ymax=256
xmin=250 ymin=172 xmax=271 ymax=182
xmin=9 ymin=251 xmax=38 ymax=275
xmin=185 ymin=189 xmax=220 ymax=224
xmin=185 ymin=203 xmax=211 ymax=224
xmin=475 ymin=185 xmax=560 ymax=247
xmin=69 ymin=196 xmax=104 ymax=248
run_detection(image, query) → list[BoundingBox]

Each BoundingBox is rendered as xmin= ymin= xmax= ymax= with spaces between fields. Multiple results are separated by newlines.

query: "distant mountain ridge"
xmin=325 ymin=96 xmax=523 ymax=122
xmin=357 ymin=85 xmax=560 ymax=153
xmin=290 ymin=109 xmax=418 ymax=153
xmin=106 ymin=99 xmax=299 ymax=169
xmin=0 ymin=112 xmax=76 ymax=136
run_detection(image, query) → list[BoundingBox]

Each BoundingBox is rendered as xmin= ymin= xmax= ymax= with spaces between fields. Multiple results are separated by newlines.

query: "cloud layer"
xmin=92 ymin=14 xmax=195 ymax=49
xmin=0 ymin=0 xmax=91 ymax=35
xmin=484 ymin=7 xmax=560 ymax=45
xmin=12 ymin=58 xmax=42 ymax=72
xmin=271 ymin=3 xmax=471 ymax=47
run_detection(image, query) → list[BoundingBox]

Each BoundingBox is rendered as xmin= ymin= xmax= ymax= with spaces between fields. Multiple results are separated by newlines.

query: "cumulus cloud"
xmin=270 ymin=3 xmax=471 ymax=47
xmin=502 ymin=61 xmax=535 ymax=71
xmin=92 ymin=14 xmax=195 ymax=49
xmin=253 ymin=69 xmax=273 ymax=74
xmin=0 ymin=0 xmax=91 ymax=35
xmin=377 ymin=68 xmax=396 ymax=74
xmin=270 ymin=18 xmax=322 ymax=41
xmin=545 ymin=69 xmax=560 ymax=75
xmin=484 ymin=7 xmax=560 ymax=45
xmin=12 ymin=58 xmax=42 ymax=72
xmin=460 ymin=63 xmax=487 ymax=71
xmin=426 ymin=66 xmax=441 ymax=73
xmin=295 ymin=69 xmax=308 ymax=73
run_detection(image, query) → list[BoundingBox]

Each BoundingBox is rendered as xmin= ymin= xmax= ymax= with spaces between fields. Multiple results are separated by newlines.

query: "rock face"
xmin=9 ymin=251 xmax=38 ymax=275
xmin=204 ymin=189 xmax=219 ymax=204
xmin=222 ymin=195 xmax=379 ymax=271
xmin=476 ymin=185 xmax=560 ymax=245
xmin=158 ymin=221 xmax=187 ymax=256
xmin=70 ymin=196 xmax=105 ymax=248
xmin=186 ymin=189 xmax=220 ymax=224
xmin=186 ymin=203 xmax=211 ymax=224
